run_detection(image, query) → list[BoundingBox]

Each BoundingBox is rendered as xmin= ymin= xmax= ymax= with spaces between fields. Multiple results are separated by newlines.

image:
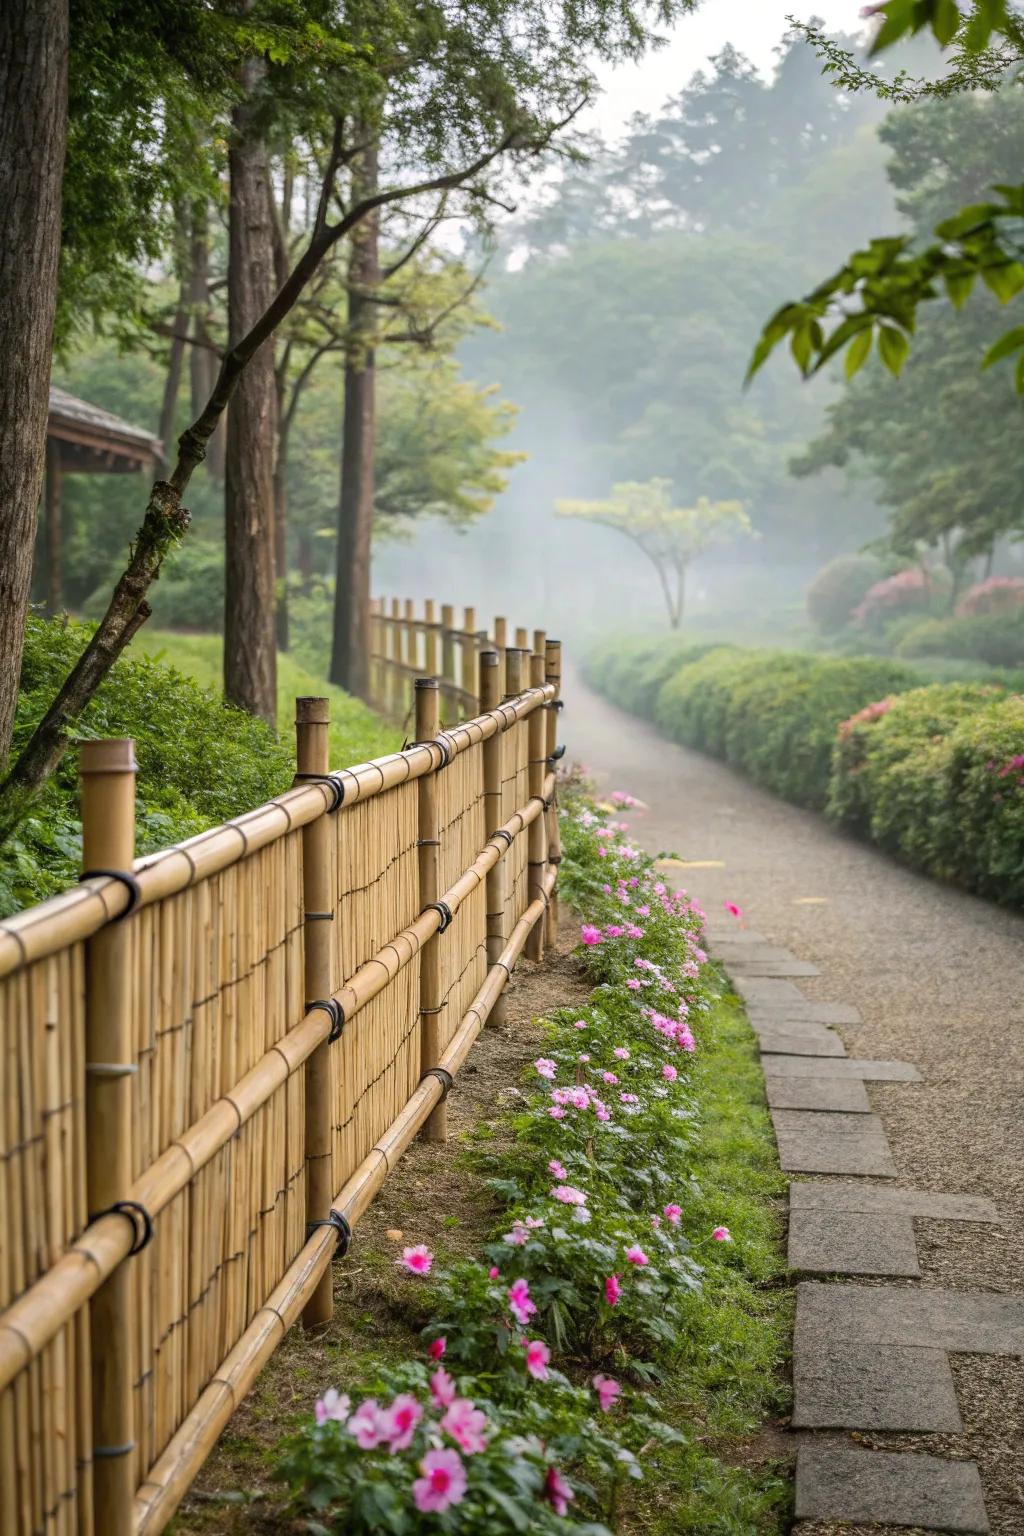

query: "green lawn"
xmin=132 ymin=630 xmax=401 ymax=770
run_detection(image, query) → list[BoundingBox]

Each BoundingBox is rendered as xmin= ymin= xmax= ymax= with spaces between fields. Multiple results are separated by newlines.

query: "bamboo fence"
xmin=0 ymin=601 xmax=563 ymax=1536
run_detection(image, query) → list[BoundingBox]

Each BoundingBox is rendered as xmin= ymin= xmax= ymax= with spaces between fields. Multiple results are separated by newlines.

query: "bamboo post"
xmin=493 ymin=615 xmax=507 ymax=667
xmin=504 ymin=646 xmax=523 ymax=700
xmin=416 ymin=679 xmax=446 ymax=1141
xmin=297 ymin=699 xmax=336 ymax=1328
xmin=475 ymin=631 xmax=490 ymax=713
xmin=462 ymin=606 xmax=476 ymax=705
xmin=515 ymin=625 xmax=529 ymax=650
xmin=81 ymin=739 xmax=138 ymax=1536
xmin=526 ymin=653 xmax=548 ymax=961
xmin=390 ymin=598 xmax=402 ymax=719
xmin=424 ymin=599 xmax=438 ymax=676
xmin=545 ymin=639 xmax=563 ymax=945
xmin=480 ymin=650 xmax=507 ymax=1025
xmin=533 ymin=627 xmax=546 ymax=660
xmin=404 ymin=597 xmax=417 ymax=674
xmin=440 ymin=604 xmax=456 ymax=718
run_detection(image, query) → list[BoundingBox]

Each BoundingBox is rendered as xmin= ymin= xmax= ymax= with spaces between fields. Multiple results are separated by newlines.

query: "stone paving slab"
xmin=792 ymin=1338 xmax=962 ymax=1430
xmin=789 ymin=1209 xmax=920 ymax=1277
xmin=702 ymin=927 xmax=769 ymax=946
xmin=772 ymin=1110 xmax=897 ymax=1176
xmin=748 ymin=1000 xmax=862 ymax=1025
xmin=732 ymin=976 xmax=809 ymax=1006
xmin=752 ymin=1015 xmax=841 ymax=1040
xmin=757 ymin=1030 xmax=848 ymax=1059
xmin=712 ymin=942 xmax=798 ymax=960
xmin=795 ymin=1441 xmax=990 ymax=1533
xmin=761 ymin=1055 xmax=921 ymax=1081
xmin=729 ymin=958 xmax=822 ymax=978
xmin=789 ymin=1181 xmax=999 ymax=1223
xmin=766 ymin=1076 xmax=872 ymax=1112
xmin=797 ymin=1281 xmax=1024 ymax=1357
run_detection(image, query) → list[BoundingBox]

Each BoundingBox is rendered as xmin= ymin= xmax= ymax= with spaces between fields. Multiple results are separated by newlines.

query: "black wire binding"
xmin=422 ymin=1066 xmax=454 ymax=1099
xmin=90 ymin=1199 xmax=154 ymax=1255
xmin=551 ymin=699 xmax=565 ymax=711
xmin=547 ymin=743 xmax=566 ymax=763
xmin=490 ymin=827 xmax=513 ymax=848
xmin=80 ymin=868 xmax=142 ymax=920
xmin=308 ymin=1208 xmax=352 ymax=1257
xmin=293 ymin=772 xmax=345 ymax=811
xmin=424 ymin=900 xmax=453 ymax=932
xmin=308 ymin=997 xmax=345 ymax=1042
xmin=432 ymin=733 xmax=454 ymax=767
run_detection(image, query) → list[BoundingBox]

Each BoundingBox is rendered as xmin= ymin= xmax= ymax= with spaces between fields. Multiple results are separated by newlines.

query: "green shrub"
xmin=0 ymin=616 xmax=297 ymax=915
xmin=896 ymin=611 xmax=1024 ymax=668
xmin=583 ymin=635 xmax=728 ymax=718
xmin=652 ymin=649 xmax=915 ymax=809
xmin=806 ymin=553 xmax=883 ymax=633
xmin=946 ymin=695 xmax=1024 ymax=904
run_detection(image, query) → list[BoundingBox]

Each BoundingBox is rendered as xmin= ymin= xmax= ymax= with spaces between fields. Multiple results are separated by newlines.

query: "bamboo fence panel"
xmin=0 ymin=593 xmax=560 ymax=1536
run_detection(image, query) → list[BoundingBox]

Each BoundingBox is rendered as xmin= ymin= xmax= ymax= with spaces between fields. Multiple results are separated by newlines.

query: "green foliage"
xmin=828 ymin=684 xmax=1024 ymax=903
xmin=895 ymin=610 xmax=1024 ymax=667
xmin=806 ymin=554 xmax=885 ymax=633
xmin=581 ymin=636 xmax=728 ymax=718
xmin=648 ymin=649 xmax=916 ymax=810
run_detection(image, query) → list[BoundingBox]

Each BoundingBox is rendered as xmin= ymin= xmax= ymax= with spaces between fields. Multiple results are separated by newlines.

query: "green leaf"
xmin=981 ymin=326 xmax=1024 ymax=369
xmin=877 ymin=325 xmax=910 ymax=376
xmin=943 ymin=270 xmax=976 ymax=309
xmin=868 ymin=0 xmax=919 ymax=56
xmin=931 ymin=0 xmax=961 ymax=45
xmin=980 ymin=261 xmax=1024 ymax=303
xmin=790 ymin=324 xmax=814 ymax=374
xmin=934 ymin=204 xmax=1000 ymax=241
xmin=845 ymin=327 xmax=873 ymax=379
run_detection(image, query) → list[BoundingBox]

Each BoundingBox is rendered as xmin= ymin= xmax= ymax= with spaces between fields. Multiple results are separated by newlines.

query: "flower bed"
xmin=273 ymin=791 xmax=789 ymax=1532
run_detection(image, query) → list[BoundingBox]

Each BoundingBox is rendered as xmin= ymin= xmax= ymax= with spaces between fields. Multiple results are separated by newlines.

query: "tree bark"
xmin=330 ymin=139 xmax=380 ymax=700
xmin=0 ymin=0 xmax=68 ymax=762
xmin=189 ymin=202 xmax=225 ymax=480
xmin=224 ymin=63 xmax=278 ymax=724
xmin=44 ymin=441 xmax=63 ymax=616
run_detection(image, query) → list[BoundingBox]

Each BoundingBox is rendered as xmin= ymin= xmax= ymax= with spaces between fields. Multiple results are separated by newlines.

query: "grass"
xmin=132 ymin=629 xmax=401 ymax=769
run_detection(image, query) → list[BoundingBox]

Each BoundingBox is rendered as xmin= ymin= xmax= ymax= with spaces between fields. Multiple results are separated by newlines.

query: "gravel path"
xmin=565 ymin=666 xmax=1024 ymax=1534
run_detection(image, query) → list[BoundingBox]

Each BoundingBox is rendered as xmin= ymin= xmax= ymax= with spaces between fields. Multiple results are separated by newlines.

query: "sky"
xmin=587 ymin=0 xmax=872 ymax=138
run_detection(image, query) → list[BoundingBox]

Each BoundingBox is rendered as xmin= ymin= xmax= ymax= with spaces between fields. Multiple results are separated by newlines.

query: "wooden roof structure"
xmin=47 ymin=385 xmax=163 ymax=474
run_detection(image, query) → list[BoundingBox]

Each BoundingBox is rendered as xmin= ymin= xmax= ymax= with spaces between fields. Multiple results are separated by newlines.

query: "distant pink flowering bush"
xmin=853 ymin=566 xmax=938 ymax=628
xmin=955 ymin=576 xmax=1024 ymax=618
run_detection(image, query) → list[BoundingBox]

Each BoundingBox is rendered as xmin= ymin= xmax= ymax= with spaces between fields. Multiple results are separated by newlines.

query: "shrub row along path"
xmin=565 ymin=665 xmax=1024 ymax=1536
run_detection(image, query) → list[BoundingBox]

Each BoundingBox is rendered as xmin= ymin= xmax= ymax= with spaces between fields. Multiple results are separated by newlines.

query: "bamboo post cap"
xmin=79 ymin=739 xmax=137 ymax=774
xmin=414 ymin=677 xmax=439 ymax=690
xmin=480 ymin=651 xmax=500 ymax=668
xmin=295 ymin=697 xmax=330 ymax=724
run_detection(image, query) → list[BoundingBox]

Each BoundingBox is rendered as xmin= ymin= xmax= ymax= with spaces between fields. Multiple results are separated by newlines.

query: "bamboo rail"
xmin=0 ymin=595 xmax=563 ymax=1536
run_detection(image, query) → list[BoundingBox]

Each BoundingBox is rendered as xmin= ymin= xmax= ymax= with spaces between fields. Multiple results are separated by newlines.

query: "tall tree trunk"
xmin=224 ymin=62 xmax=278 ymax=724
xmin=44 ymin=441 xmax=63 ymax=615
xmin=330 ymin=139 xmax=380 ymax=700
xmin=0 ymin=0 xmax=68 ymax=762
xmin=273 ymin=404 xmax=290 ymax=652
xmin=189 ymin=202 xmax=225 ymax=480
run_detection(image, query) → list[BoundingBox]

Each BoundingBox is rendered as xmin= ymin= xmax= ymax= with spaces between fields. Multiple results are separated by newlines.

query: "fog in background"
xmin=372 ymin=2 xmax=915 ymax=651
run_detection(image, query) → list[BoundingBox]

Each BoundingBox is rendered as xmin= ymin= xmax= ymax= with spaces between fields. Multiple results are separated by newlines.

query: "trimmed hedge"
xmin=585 ymin=638 xmax=1024 ymax=905
xmin=896 ymin=610 xmax=1024 ymax=668
xmin=650 ymin=648 xmax=915 ymax=810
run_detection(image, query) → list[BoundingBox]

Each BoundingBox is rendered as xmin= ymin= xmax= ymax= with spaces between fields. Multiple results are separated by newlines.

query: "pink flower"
xmin=723 ymin=901 xmax=743 ymax=919
xmin=548 ymin=1106 xmax=567 ymax=1120
xmin=573 ymin=1019 xmax=588 ymax=1030
xmin=442 ymin=1397 xmax=489 ymax=1454
xmin=488 ymin=1266 xmax=499 ymax=1278
xmin=548 ymin=1159 xmax=567 ymax=1179
xmin=619 ymin=1092 xmax=639 ymax=1104
xmin=613 ymin=1047 xmax=630 ymax=1060
xmin=525 ymin=1338 xmax=551 ymax=1380
xmin=625 ymin=1244 xmax=649 ymax=1266
xmin=397 ymin=1244 xmax=433 ymax=1275
xmin=602 ymin=1071 xmax=619 ymax=1085
xmin=578 ymin=1052 xmax=590 ymax=1063
xmin=413 ymin=1448 xmax=467 ymax=1514
xmin=315 ymin=1388 xmax=351 ymax=1426
xmin=551 ymin=1184 xmax=587 ymax=1205
xmin=348 ymin=1398 xmax=386 ymax=1449
xmin=508 ymin=1277 xmax=537 ymax=1325
xmin=626 ymin=978 xmax=642 ymax=991
xmin=428 ymin=1337 xmax=446 ymax=1361
xmin=604 ymin=1273 xmax=621 ymax=1306
xmin=503 ymin=1223 xmax=528 ymax=1247
xmin=662 ymin=1063 xmax=678 ymax=1081
xmin=663 ymin=1203 xmax=682 ymax=1225
xmin=430 ymin=1368 xmax=457 ymax=1407
xmin=712 ymin=1225 xmax=732 ymax=1242
xmin=544 ymin=1465 xmax=575 ymax=1517
xmin=580 ymin=925 xmax=603 ymax=946
xmin=534 ymin=1057 xmax=557 ymax=1079
xmin=381 ymin=1392 xmax=422 ymax=1452
xmin=651 ymin=1214 xmax=661 ymax=1229
xmin=568 ymin=1086 xmax=589 ymax=1109
xmin=604 ymin=924 xmax=625 ymax=938
xmin=592 ymin=1373 xmax=621 ymax=1413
